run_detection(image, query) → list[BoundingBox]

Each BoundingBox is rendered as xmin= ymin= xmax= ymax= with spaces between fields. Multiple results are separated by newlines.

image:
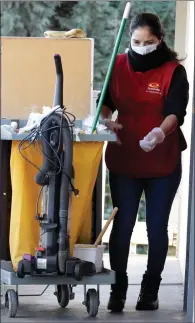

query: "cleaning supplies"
xmin=44 ymin=29 xmax=86 ymax=39
xmin=1 ymin=122 xmax=18 ymax=139
xmin=73 ymin=207 xmax=118 ymax=272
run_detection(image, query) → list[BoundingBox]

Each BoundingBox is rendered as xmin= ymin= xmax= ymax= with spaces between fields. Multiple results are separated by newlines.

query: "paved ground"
xmin=1 ymin=256 xmax=186 ymax=322
xmin=103 ymin=254 xmax=183 ymax=285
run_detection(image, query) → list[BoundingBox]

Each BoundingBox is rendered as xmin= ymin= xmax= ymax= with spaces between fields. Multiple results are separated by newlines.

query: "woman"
xmin=98 ymin=13 xmax=189 ymax=312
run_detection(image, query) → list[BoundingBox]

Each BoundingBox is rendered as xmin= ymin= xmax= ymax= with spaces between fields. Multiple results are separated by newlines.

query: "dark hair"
xmin=129 ymin=13 xmax=182 ymax=62
xmin=130 ymin=13 xmax=165 ymax=39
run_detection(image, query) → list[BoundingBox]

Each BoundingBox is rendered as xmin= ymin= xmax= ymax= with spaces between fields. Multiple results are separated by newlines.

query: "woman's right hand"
xmin=105 ymin=119 xmax=123 ymax=144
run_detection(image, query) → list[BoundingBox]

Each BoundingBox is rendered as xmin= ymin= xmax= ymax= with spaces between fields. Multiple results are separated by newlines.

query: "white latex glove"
xmin=139 ymin=127 xmax=165 ymax=152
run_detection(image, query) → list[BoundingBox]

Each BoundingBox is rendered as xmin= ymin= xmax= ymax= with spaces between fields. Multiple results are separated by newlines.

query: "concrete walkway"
xmin=1 ymin=256 xmax=186 ymax=322
xmin=103 ymin=254 xmax=183 ymax=285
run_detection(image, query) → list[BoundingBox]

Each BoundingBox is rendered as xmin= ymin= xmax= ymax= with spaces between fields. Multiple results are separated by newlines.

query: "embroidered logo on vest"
xmin=146 ymin=82 xmax=161 ymax=94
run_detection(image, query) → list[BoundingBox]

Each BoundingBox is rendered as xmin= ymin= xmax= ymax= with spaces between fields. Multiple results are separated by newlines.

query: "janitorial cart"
xmin=0 ymin=53 xmax=116 ymax=318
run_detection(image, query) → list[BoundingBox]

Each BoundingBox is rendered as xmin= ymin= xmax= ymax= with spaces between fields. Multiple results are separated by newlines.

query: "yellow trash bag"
xmin=9 ymin=141 xmax=103 ymax=271
xmin=10 ymin=141 xmax=42 ymax=271
xmin=69 ymin=142 xmax=103 ymax=255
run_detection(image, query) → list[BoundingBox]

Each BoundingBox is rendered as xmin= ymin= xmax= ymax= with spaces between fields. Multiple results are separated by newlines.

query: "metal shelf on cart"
xmin=1 ymin=261 xmax=115 ymax=286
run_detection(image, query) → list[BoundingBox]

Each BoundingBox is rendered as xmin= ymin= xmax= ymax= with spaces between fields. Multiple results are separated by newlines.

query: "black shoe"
xmin=136 ymin=273 xmax=161 ymax=311
xmin=107 ymin=272 xmax=128 ymax=313
xmin=108 ymin=291 xmax=126 ymax=313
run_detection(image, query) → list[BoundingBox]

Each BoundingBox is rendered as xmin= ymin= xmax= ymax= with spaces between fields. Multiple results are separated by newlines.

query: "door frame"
xmin=183 ymin=85 xmax=194 ymax=321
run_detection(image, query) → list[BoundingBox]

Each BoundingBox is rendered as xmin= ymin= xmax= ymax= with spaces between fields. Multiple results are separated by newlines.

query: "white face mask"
xmin=131 ymin=43 xmax=158 ymax=55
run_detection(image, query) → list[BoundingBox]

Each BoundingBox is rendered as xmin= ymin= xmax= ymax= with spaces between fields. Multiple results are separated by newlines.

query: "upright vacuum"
xmin=17 ymin=54 xmax=96 ymax=280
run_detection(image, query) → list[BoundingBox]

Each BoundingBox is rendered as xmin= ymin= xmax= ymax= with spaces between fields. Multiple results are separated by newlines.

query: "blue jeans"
xmin=109 ymin=160 xmax=182 ymax=277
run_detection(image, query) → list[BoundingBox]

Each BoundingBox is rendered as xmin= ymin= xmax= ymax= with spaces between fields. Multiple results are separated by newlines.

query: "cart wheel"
xmin=16 ymin=291 xmax=19 ymax=307
xmin=74 ymin=262 xmax=84 ymax=281
xmin=86 ymin=289 xmax=99 ymax=317
xmin=4 ymin=289 xmax=18 ymax=318
xmin=17 ymin=260 xmax=25 ymax=278
xmin=56 ymin=285 xmax=70 ymax=308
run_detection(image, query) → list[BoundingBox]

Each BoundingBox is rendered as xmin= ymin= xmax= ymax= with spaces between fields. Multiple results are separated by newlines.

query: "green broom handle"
xmin=91 ymin=2 xmax=131 ymax=134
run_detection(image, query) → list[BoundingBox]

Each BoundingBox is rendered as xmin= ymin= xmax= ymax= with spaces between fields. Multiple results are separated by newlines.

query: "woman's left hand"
xmin=139 ymin=127 xmax=165 ymax=152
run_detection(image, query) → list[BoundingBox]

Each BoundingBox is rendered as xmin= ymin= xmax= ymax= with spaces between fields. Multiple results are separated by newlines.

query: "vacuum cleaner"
xmin=17 ymin=54 xmax=96 ymax=281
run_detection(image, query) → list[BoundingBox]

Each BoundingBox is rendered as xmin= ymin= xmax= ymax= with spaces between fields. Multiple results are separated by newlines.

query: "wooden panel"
xmin=1 ymin=37 xmax=93 ymax=119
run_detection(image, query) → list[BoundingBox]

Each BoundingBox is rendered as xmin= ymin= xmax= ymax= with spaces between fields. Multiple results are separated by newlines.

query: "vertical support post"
xmin=92 ymin=159 xmax=103 ymax=242
xmin=186 ymin=164 xmax=194 ymax=322
xmin=184 ymin=85 xmax=194 ymax=319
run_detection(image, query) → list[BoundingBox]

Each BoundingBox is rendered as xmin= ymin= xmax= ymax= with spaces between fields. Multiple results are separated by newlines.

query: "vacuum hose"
xmin=58 ymin=123 xmax=72 ymax=273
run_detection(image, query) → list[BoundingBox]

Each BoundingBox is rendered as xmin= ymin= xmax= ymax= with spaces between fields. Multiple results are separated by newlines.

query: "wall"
xmin=1 ymin=37 xmax=94 ymax=119
xmin=186 ymin=127 xmax=194 ymax=320
xmin=175 ymin=1 xmax=194 ymax=278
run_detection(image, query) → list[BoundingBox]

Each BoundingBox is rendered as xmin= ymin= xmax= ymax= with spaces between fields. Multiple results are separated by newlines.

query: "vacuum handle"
xmin=93 ymin=207 xmax=118 ymax=247
xmin=53 ymin=54 xmax=63 ymax=108
xmin=54 ymin=54 xmax=63 ymax=75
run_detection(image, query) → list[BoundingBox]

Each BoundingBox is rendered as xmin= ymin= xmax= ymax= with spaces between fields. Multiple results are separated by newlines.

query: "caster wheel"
xmin=16 ymin=291 xmax=19 ymax=307
xmin=17 ymin=260 xmax=25 ymax=278
xmin=4 ymin=289 xmax=18 ymax=318
xmin=56 ymin=285 xmax=70 ymax=308
xmin=86 ymin=289 xmax=99 ymax=317
xmin=74 ymin=262 xmax=84 ymax=281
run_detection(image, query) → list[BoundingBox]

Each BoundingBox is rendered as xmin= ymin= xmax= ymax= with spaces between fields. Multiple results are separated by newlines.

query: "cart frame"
xmin=1 ymin=260 xmax=115 ymax=318
xmin=1 ymin=119 xmax=116 ymax=319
